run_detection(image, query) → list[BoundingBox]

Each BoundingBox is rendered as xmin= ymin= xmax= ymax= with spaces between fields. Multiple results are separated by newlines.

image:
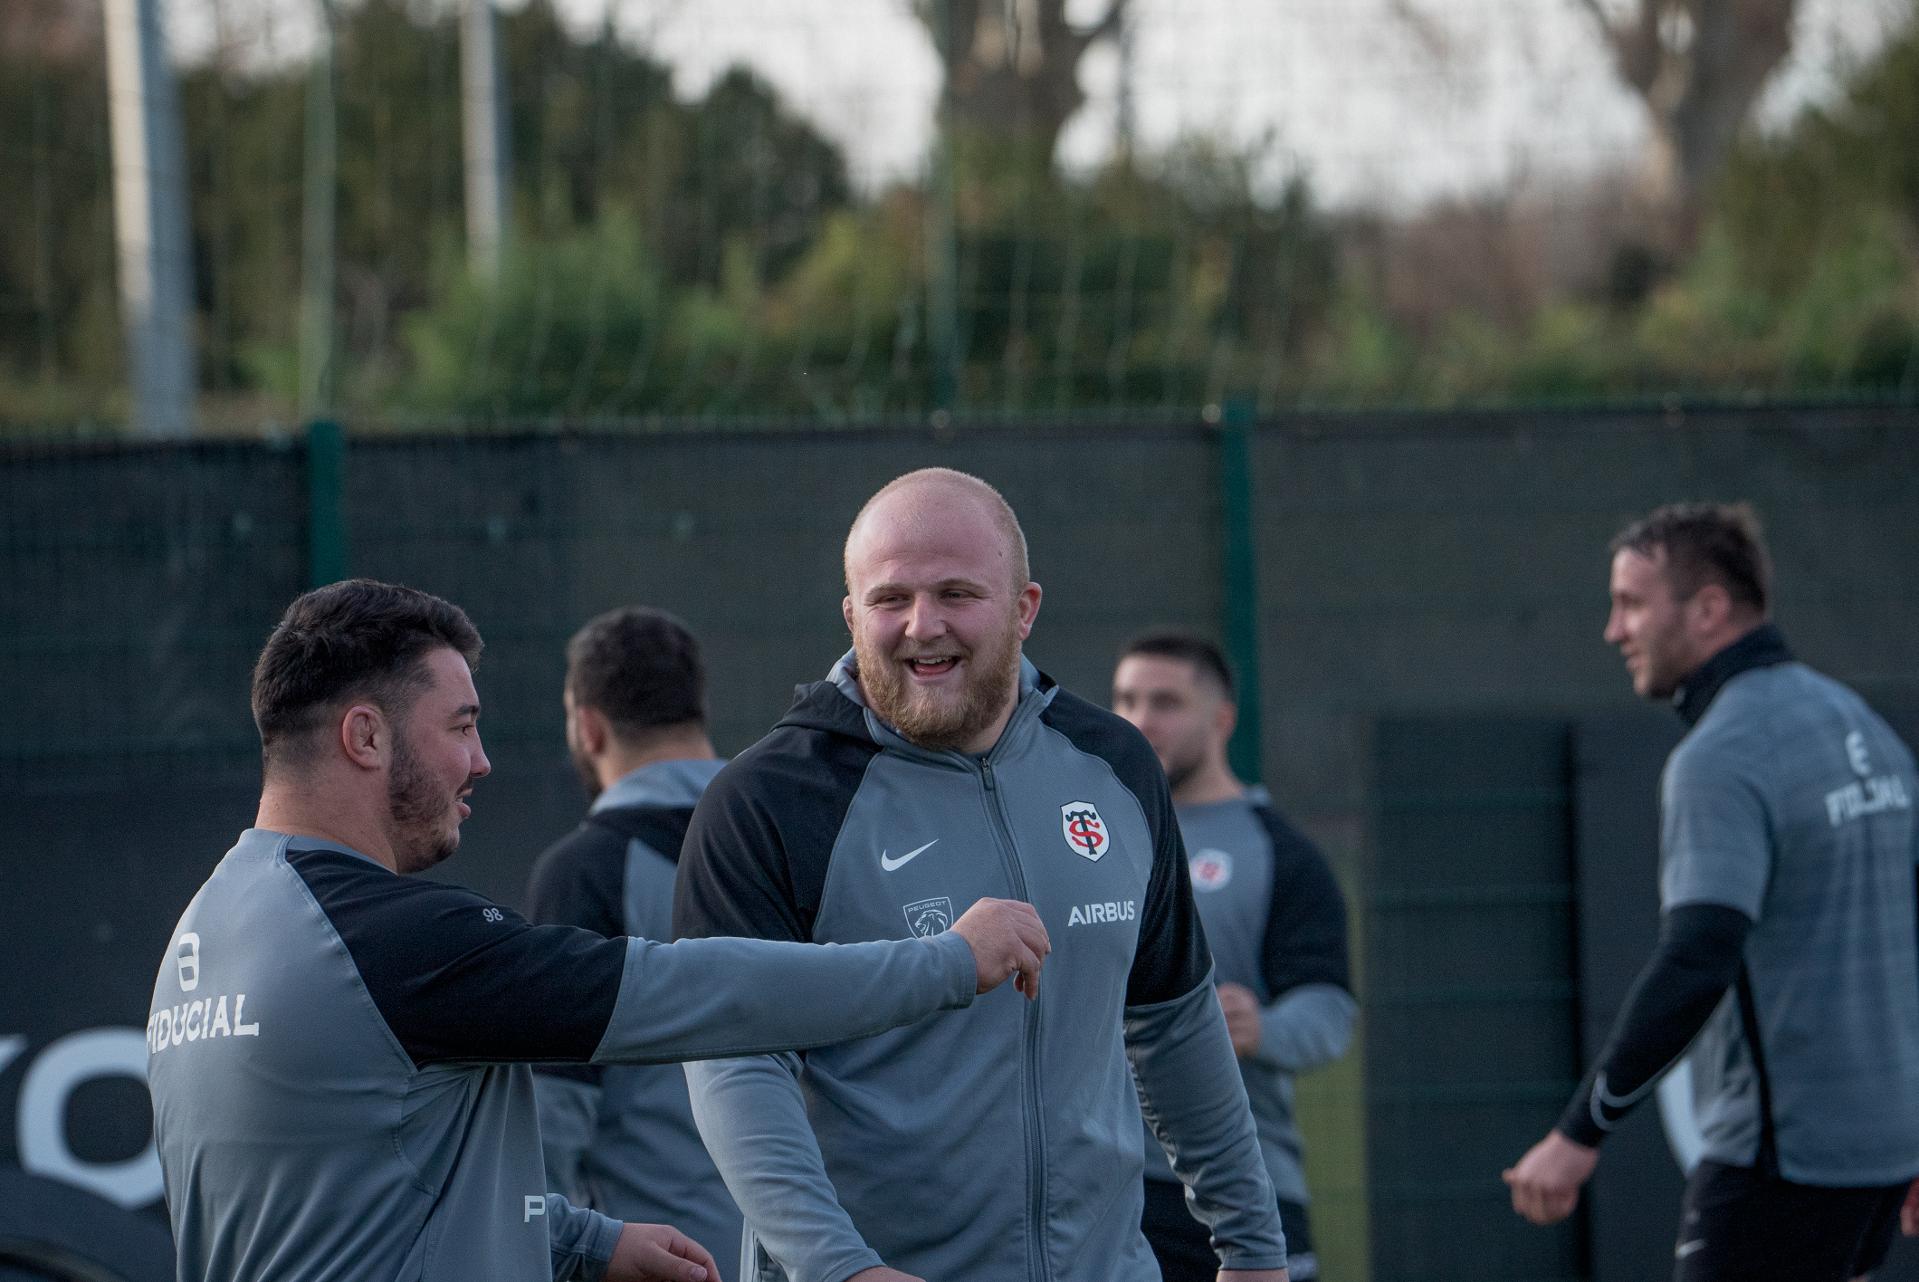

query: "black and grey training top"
xmin=526 ymin=758 xmax=743 ymax=1262
xmin=1657 ymin=630 xmax=1919 ymax=1184
xmin=674 ymin=655 xmax=1287 ymax=1282
xmin=1141 ymin=791 xmax=1354 ymax=1205
xmin=147 ymin=827 xmax=978 ymax=1282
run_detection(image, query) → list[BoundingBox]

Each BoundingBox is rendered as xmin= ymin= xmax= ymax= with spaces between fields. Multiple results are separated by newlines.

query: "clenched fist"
xmin=951 ymin=898 xmax=1051 ymax=999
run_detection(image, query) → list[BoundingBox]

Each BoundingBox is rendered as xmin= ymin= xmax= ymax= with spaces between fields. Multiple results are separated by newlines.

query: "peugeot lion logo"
xmin=902 ymin=897 xmax=954 ymax=938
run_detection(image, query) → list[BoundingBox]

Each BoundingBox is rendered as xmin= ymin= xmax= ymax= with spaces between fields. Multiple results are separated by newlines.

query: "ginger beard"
xmin=854 ymin=598 xmax=1024 ymax=752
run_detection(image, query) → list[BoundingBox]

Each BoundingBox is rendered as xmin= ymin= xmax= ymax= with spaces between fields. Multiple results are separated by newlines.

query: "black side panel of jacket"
xmin=673 ymin=723 xmax=881 ymax=945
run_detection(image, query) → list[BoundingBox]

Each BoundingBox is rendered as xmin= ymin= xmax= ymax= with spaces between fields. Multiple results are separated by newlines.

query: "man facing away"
xmin=1504 ymin=503 xmax=1919 ymax=1282
xmin=1113 ymin=632 xmax=1355 ymax=1282
xmin=674 ymin=467 xmax=1290 ymax=1282
xmin=527 ymin=606 xmax=743 ymax=1264
xmin=146 ymin=578 xmax=1048 ymax=1282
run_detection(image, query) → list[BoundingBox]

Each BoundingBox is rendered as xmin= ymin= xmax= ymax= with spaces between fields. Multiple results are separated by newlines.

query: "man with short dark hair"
xmin=527 ymin=607 xmax=742 ymax=1262
xmin=676 ymin=469 xmax=1290 ymax=1282
xmin=1114 ymin=631 xmax=1354 ymax=1282
xmin=146 ymin=578 xmax=1051 ymax=1282
xmin=1504 ymin=503 xmax=1919 ymax=1282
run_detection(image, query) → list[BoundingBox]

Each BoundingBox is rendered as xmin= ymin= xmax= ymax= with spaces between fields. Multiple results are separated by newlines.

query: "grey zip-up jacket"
xmin=527 ymin=759 xmax=744 ymax=1262
xmin=146 ymin=827 xmax=978 ymax=1282
xmin=674 ymin=656 xmax=1286 ymax=1282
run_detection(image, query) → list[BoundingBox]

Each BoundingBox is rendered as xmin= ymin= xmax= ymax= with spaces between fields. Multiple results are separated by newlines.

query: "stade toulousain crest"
xmin=1190 ymin=849 xmax=1233 ymax=892
xmin=1060 ymin=802 xmax=1110 ymax=862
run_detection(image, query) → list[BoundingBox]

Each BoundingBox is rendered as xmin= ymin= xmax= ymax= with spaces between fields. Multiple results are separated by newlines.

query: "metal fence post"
xmin=1218 ymin=396 xmax=1262 ymax=783
xmin=307 ymin=419 xmax=347 ymax=586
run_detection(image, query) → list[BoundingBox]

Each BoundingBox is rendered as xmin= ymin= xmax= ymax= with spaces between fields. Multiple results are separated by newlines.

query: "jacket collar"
xmin=1673 ymin=623 xmax=1794 ymax=727
xmin=589 ymin=758 xmax=727 ymax=814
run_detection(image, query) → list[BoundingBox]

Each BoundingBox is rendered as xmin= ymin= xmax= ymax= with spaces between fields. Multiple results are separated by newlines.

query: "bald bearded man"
xmin=674 ymin=468 xmax=1289 ymax=1282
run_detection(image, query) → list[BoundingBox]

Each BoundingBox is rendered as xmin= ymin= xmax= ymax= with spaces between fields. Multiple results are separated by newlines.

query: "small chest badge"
xmin=1060 ymin=801 xmax=1111 ymax=862
xmin=903 ymin=897 xmax=954 ymax=937
xmin=1189 ymin=849 xmax=1233 ymax=892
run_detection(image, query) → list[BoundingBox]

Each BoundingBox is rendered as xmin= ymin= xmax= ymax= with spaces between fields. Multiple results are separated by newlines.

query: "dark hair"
xmin=565 ymin=607 xmax=706 ymax=741
xmin=1118 ymin=630 xmax=1235 ymax=698
xmin=251 ymin=580 xmax=483 ymax=771
xmin=1609 ymin=502 xmax=1771 ymax=614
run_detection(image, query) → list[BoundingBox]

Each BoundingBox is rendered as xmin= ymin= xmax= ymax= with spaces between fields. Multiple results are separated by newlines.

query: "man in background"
xmin=1114 ymin=631 xmax=1355 ymax=1282
xmin=1505 ymin=503 xmax=1919 ymax=1282
xmin=527 ymin=606 xmax=741 ymax=1264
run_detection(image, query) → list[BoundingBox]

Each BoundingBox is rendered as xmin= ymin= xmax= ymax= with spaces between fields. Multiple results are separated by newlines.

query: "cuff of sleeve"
xmin=1555 ymin=1081 xmax=1610 ymax=1149
xmin=820 ymin=1246 xmax=887 ymax=1282
xmin=579 ymin=1211 xmax=624 ymax=1282
xmin=932 ymin=930 xmax=978 ymax=1009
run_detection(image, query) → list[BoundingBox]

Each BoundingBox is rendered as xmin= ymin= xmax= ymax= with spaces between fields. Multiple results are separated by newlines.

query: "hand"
xmin=845 ymin=1270 xmax=924 ymax=1281
xmin=1901 ymin=1176 xmax=1919 ymax=1235
xmin=1502 ymin=1130 xmax=1599 ymax=1225
xmin=606 ymin=1222 xmax=719 ymax=1282
xmin=1217 ymin=982 xmax=1261 ymax=1057
xmin=951 ymin=897 xmax=1051 ymax=999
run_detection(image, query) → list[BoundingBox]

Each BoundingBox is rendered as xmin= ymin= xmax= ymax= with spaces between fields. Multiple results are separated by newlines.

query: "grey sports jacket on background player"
xmin=527 ymin=758 xmax=743 ymax=1263
xmin=147 ymin=827 xmax=979 ymax=1282
xmin=1660 ymin=628 xmax=1919 ymax=1185
xmin=1144 ymin=792 xmax=1354 ymax=1207
xmin=674 ymin=655 xmax=1287 ymax=1282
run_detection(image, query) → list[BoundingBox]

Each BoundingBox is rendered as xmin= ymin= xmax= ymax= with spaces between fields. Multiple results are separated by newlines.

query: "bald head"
xmin=844 ymin=468 xmax=1030 ymax=595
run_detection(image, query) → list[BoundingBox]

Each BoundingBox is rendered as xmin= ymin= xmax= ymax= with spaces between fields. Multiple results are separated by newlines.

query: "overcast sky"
xmin=167 ymin=0 xmax=1911 ymax=208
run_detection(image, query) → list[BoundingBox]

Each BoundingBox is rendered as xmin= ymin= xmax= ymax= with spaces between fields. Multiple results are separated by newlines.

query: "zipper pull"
xmin=981 ymin=758 xmax=996 ymax=790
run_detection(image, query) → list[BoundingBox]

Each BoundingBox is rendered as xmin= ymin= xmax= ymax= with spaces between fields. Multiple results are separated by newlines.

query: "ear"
xmin=338 ymin=704 xmax=390 ymax=772
xmin=842 ymin=594 xmax=856 ymax=636
xmin=1688 ymin=582 xmax=1733 ymax=635
xmin=1014 ymin=582 xmax=1042 ymax=640
xmin=1213 ymin=697 xmax=1238 ymax=746
xmin=574 ymin=704 xmax=611 ymax=757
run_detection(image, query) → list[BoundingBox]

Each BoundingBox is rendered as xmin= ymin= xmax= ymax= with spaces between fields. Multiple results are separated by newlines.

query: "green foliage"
xmin=7 ymin=0 xmax=1918 ymax=426
xmin=402 ymin=210 xmax=669 ymax=416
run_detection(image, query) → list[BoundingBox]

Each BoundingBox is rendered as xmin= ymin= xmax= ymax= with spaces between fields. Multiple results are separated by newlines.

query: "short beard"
xmin=1162 ymin=752 xmax=1204 ymax=795
xmin=570 ymin=744 xmax=602 ymax=803
xmin=856 ymin=625 xmax=1021 ymax=753
xmin=386 ymin=729 xmax=458 ymax=873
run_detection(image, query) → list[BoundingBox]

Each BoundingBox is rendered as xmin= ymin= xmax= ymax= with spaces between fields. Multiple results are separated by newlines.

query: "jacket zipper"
xmin=979 ymin=756 xmax=1053 ymax=1282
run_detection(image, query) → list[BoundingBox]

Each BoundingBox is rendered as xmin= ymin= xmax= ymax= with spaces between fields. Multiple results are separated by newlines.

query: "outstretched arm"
xmin=1504 ymin=902 xmax=1752 ymax=1224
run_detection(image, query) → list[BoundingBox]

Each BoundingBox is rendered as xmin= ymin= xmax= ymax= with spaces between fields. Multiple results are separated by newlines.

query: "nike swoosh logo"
xmin=881 ymin=839 xmax=938 ymax=872
xmin=1675 ymin=1240 xmax=1708 ymax=1260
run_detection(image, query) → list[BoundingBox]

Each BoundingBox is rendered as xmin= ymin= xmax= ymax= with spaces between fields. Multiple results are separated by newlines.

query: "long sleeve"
xmin=289 ymin=845 xmax=975 ymax=1069
xmin=593 ymin=932 xmax=975 ymax=1064
xmin=545 ymin=1193 xmax=622 ymax=1281
xmin=1128 ymin=978 xmax=1289 ymax=1270
xmin=684 ymin=1054 xmax=882 ymax=1282
xmin=1556 ymin=902 xmax=1753 ymax=1146
xmin=1255 ymin=982 xmax=1357 ymax=1074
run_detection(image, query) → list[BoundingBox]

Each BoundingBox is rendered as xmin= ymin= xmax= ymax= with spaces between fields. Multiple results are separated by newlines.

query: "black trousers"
xmin=1674 ymin=1159 xmax=1907 ymax=1282
xmin=1140 ymin=1177 xmax=1317 ymax=1280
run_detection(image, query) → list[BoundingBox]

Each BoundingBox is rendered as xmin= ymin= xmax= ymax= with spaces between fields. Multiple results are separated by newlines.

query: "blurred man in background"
xmin=527 ymin=606 xmax=742 ymax=1265
xmin=1505 ymin=503 xmax=1919 ymax=1282
xmin=1114 ymin=632 xmax=1355 ymax=1282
